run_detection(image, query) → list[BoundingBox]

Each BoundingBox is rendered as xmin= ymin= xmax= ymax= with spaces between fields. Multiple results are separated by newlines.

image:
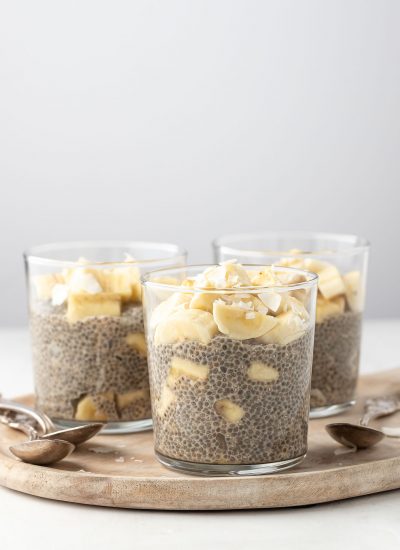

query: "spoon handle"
xmin=0 ymin=398 xmax=53 ymax=434
xmin=360 ymin=395 xmax=400 ymax=426
xmin=0 ymin=413 xmax=39 ymax=440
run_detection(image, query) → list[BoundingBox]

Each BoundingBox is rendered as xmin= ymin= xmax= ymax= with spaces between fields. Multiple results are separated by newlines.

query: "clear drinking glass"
xmin=143 ymin=263 xmax=318 ymax=476
xmin=25 ymin=241 xmax=186 ymax=434
xmin=213 ymin=232 xmax=370 ymax=418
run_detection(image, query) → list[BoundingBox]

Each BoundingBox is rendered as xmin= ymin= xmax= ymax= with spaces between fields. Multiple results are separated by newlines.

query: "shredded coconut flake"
xmin=51 ymin=283 xmax=69 ymax=306
xmin=68 ymin=270 xmax=102 ymax=294
xmin=334 ymin=446 xmax=357 ymax=455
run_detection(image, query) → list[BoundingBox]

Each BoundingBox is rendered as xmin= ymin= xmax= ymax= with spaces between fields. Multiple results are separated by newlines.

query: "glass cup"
xmin=25 ymin=241 xmax=186 ymax=434
xmin=213 ymin=232 xmax=370 ymax=418
xmin=143 ymin=263 xmax=318 ymax=476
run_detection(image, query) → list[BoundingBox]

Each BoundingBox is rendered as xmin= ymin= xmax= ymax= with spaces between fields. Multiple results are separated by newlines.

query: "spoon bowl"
xmin=41 ymin=423 xmax=104 ymax=446
xmin=326 ymin=422 xmax=385 ymax=449
xmin=10 ymin=439 xmax=75 ymax=465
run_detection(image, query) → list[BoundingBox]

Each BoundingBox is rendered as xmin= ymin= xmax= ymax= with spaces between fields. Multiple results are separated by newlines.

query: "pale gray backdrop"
xmin=0 ymin=0 xmax=399 ymax=326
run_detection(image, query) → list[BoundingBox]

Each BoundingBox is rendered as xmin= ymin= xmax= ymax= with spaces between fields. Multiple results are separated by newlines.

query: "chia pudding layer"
xmin=31 ymin=303 xmax=151 ymax=422
xmin=149 ymin=330 xmax=314 ymax=465
xmin=310 ymin=311 xmax=362 ymax=409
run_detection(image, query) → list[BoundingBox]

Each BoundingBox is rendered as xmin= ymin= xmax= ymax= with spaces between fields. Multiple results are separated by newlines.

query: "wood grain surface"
xmin=1 ymin=368 xmax=400 ymax=510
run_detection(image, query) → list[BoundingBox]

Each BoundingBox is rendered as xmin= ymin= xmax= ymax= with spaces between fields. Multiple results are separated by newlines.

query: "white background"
xmin=1 ymin=0 xmax=399 ymax=325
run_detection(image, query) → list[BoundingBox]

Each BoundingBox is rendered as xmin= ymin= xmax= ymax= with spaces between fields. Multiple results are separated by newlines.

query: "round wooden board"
xmin=1 ymin=369 xmax=400 ymax=510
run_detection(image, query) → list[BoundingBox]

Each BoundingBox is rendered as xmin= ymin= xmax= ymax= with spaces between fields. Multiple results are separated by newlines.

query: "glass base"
xmin=310 ymin=400 xmax=356 ymax=419
xmin=52 ymin=417 xmax=153 ymax=434
xmin=156 ymin=451 xmax=306 ymax=477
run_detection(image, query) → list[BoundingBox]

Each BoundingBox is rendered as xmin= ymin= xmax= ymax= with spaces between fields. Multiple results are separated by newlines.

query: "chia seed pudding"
xmin=144 ymin=262 xmax=317 ymax=473
xmin=310 ymin=311 xmax=362 ymax=408
xmin=29 ymin=261 xmax=152 ymax=425
xmin=276 ymin=254 xmax=365 ymax=413
xmin=149 ymin=331 xmax=313 ymax=465
xmin=31 ymin=303 xmax=151 ymax=422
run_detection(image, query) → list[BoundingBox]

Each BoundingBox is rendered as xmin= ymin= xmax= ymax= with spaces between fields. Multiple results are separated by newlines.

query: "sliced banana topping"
xmin=102 ymin=266 xmax=141 ymax=303
xmin=249 ymin=267 xmax=281 ymax=286
xmin=316 ymin=296 xmax=345 ymax=323
xmin=213 ymin=300 xmax=277 ymax=340
xmin=34 ymin=256 xmax=142 ymax=312
xmin=67 ymin=292 xmax=121 ymax=323
xmin=343 ymin=271 xmax=362 ymax=312
xmin=317 ymin=265 xmax=346 ymax=300
xmin=259 ymin=311 xmax=307 ymax=345
xmin=189 ymin=292 xmax=219 ymax=313
xmin=276 ymin=252 xmax=363 ymax=320
xmin=154 ymin=309 xmax=218 ymax=345
xmin=150 ymin=292 xmax=192 ymax=330
xmin=148 ymin=262 xmax=318 ymax=345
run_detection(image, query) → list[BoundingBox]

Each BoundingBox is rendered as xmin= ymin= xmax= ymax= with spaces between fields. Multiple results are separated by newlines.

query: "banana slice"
xmin=247 ymin=362 xmax=279 ymax=382
xmin=168 ymin=356 xmax=209 ymax=383
xmin=214 ymin=399 xmax=245 ymax=423
xmin=116 ymin=389 xmax=148 ymax=409
xmin=154 ymin=309 xmax=218 ymax=345
xmin=189 ymin=292 xmax=219 ymax=313
xmin=75 ymin=392 xmax=115 ymax=421
xmin=249 ymin=267 xmax=278 ymax=286
xmin=213 ymin=300 xmax=277 ymax=340
xmin=150 ymin=292 xmax=192 ymax=330
xmin=157 ymin=385 xmax=176 ymax=416
xmin=259 ymin=311 xmax=307 ymax=345
xmin=102 ymin=267 xmax=141 ymax=303
xmin=125 ymin=332 xmax=147 ymax=356
xmin=316 ymin=295 xmax=346 ymax=323
xmin=317 ymin=265 xmax=346 ymax=300
xmin=278 ymin=257 xmax=305 ymax=269
xmin=343 ymin=271 xmax=362 ymax=312
xmin=67 ymin=292 xmax=121 ymax=323
xmin=303 ymin=258 xmax=330 ymax=273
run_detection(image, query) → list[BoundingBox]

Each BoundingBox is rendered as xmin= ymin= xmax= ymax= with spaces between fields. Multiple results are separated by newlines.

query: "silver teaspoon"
xmin=326 ymin=394 xmax=400 ymax=449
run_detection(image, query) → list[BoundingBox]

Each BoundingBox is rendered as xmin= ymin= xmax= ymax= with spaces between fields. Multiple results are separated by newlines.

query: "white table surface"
xmin=1 ymin=320 xmax=400 ymax=550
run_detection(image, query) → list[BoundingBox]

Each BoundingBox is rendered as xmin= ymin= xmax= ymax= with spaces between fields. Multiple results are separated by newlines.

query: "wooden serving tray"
xmin=1 ymin=369 xmax=400 ymax=510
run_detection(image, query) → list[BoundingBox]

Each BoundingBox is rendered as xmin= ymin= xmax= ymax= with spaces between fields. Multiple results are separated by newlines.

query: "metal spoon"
xmin=0 ymin=398 xmax=104 ymax=445
xmin=1 ymin=414 xmax=101 ymax=465
xmin=9 ymin=439 xmax=75 ymax=466
xmin=326 ymin=394 xmax=400 ymax=449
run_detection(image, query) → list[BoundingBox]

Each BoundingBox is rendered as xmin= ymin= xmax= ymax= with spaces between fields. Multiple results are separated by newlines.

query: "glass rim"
xmin=24 ymin=240 xmax=187 ymax=268
xmin=213 ymin=231 xmax=370 ymax=258
xmin=142 ymin=264 xmax=319 ymax=293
